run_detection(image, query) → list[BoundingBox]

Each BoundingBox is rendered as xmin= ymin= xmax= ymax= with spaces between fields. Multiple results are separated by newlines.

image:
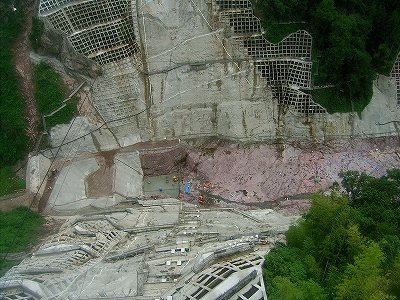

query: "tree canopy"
xmin=263 ymin=169 xmax=400 ymax=300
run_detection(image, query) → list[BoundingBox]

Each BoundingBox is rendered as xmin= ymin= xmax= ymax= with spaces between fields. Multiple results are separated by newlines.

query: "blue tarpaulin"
xmin=185 ymin=181 xmax=190 ymax=194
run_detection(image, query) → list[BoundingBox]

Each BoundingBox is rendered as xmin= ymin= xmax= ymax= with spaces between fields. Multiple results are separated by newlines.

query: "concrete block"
xmin=114 ymin=152 xmax=143 ymax=198
xmin=26 ymin=154 xmax=51 ymax=197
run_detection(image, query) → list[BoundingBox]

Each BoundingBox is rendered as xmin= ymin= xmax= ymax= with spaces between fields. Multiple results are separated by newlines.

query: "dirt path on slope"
xmin=12 ymin=3 xmax=39 ymax=145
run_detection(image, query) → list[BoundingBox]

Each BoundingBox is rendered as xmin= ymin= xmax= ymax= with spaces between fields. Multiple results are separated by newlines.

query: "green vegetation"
xmin=0 ymin=167 xmax=25 ymax=197
xmin=264 ymin=169 xmax=400 ymax=299
xmin=29 ymin=16 xmax=44 ymax=51
xmin=34 ymin=62 xmax=76 ymax=129
xmin=264 ymin=23 xmax=309 ymax=44
xmin=0 ymin=207 xmax=44 ymax=271
xmin=309 ymin=88 xmax=353 ymax=114
xmin=254 ymin=0 xmax=400 ymax=112
xmin=0 ymin=1 xmax=28 ymax=197
xmin=309 ymin=87 xmax=371 ymax=115
xmin=0 ymin=1 xmax=73 ymax=197
xmin=0 ymin=207 xmax=44 ymax=253
xmin=0 ymin=0 xmax=28 ymax=166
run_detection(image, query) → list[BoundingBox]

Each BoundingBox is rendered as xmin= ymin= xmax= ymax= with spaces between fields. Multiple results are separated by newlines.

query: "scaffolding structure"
xmin=390 ymin=53 xmax=400 ymax=105
xmin=213 ymin=0 xmax=326 ymax=115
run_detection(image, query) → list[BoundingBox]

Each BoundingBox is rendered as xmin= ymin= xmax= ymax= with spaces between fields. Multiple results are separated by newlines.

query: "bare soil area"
xmin=86 ymin=150 xmax=115 ymax=197
xmin=0 ymin=192 xmax=34 ymax=211
xmin=12 ymin=4 xmax=39 ymax=144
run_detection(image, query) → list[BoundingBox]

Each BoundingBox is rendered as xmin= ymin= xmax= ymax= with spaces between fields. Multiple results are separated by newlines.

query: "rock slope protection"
xmin=36 ymin=0 xmax=400 ymax=149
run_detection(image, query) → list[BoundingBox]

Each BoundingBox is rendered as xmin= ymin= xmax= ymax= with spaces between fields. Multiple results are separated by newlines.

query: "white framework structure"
xmin=39 ymin=0 xmax=139 ymax=66
xmin=390 ymin=52 xmax=400 ymax=105
xmin=167 ymin=254 xmax=267 ymax=299
xmin=39 ymin=0 xmax=144 ymax=128
xmin=38 ymin=0 xmax=328 ymax=132
xmin=213 ymin=0 xmax=326 ymax=114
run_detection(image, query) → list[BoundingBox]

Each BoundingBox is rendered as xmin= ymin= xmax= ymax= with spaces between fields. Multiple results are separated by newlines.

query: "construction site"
xmin=1 ymin=0 xmax=400 ymax=299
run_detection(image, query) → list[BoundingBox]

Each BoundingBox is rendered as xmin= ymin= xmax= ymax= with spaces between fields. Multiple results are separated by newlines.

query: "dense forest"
xmin=254 ymin=0 xmax=400 ymax=112
xmin=264 ymin=170 xmax=400 ymax=299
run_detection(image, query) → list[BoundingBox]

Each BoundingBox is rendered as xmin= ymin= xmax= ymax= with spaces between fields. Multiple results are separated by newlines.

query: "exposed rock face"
xmin=39 ymin=23 xmax=102 ymax=78
xmin=48 ymin=117 xmax=98 ymax=156
xmin=36 ymin=0 xmax=400 ymax=146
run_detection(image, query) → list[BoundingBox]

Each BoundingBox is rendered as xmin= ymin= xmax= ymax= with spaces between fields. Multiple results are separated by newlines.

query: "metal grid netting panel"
xmin=69 ymin=17 xmax=135 ymax=57
xmin=278 ymin=30 xmax=312 ymax=59
xmin=92 ymin=71 xmax=141 ymax=126
xmin=92 ymin=43 xmax=140 ymax=66
xmin=215 ymin=0 xmax=252 ymax=10
xmin=286 ymin=60 xmax=312 ymax=88
xmin=101 ymin=55 xmax=142 ymax=76
xmin=390 ymin=53 xmax=400 ymax=105
xmin=273 ymin=86 xmax=326 ymax=114
xmin=93 ymin=99 xmax=137 ymax=126
xmin=64 ymin=0 xmax=131 ymax=32
xmin=47 ymin=10 xmax=72 ymax=34
xmin=241 ymin=30 xmax=312 ymax=59
xmin=219 ymin=9 xmax=262 ymax=35
xmin=214 ymin=0 xmax=324 ymax=115
xmin=39 ymin=0 xmax=75 ymax=14
xmin=40 ymin=0 xmax=140 ymax=65
xmin=255 ymin=60 xmax=312 ymax=88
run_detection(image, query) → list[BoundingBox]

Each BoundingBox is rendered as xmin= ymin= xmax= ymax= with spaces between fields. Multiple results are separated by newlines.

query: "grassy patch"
xmin=263 ymin=22 xmax=309 ymax=44
xmin=0 ymin=167 xmax=25 ymax=197
xmin=45 ymin=97 xmax=78 ymax=128
xmin=0 ymin=207 xmax=44 ymax=253
xmin=34 ymin=63 xmax=76 ymax=129
xmin=309 ymin=87 xmax=370 ymax=115
xmin=0 ymin=207 xmax=44 ymax=274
